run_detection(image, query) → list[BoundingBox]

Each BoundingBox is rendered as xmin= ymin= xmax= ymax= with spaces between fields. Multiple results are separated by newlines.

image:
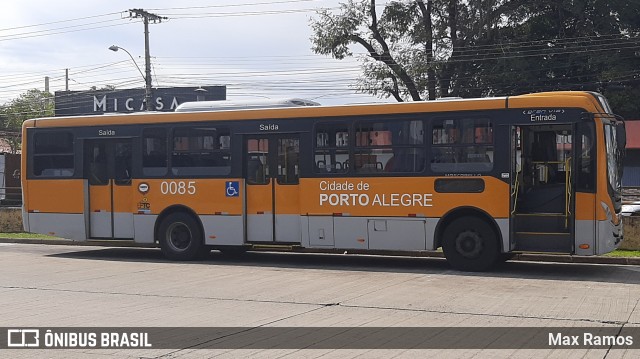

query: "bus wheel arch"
xmin=155 ymin=205 xmax=207 ymax=260
xmin=435 ymin=207 xmax=502 ymax=271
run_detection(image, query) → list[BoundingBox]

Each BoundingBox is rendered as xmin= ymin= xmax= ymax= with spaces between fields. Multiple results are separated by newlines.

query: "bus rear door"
xmin=244 ymin=135 xmax=301 ymax=243
xmin=85 ymin=139 xmax=134 ymax=239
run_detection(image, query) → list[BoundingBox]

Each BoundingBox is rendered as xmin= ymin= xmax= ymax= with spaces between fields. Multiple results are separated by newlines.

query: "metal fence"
xmin=0 ymin=187 xmax=22 ymax=207
xmin=623 ymin=186 xmax=640 ymax=203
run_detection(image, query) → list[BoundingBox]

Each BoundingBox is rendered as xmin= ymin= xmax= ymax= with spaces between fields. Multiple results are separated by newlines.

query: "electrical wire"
xmin=0 ymin=2 xmax=638 ymax=110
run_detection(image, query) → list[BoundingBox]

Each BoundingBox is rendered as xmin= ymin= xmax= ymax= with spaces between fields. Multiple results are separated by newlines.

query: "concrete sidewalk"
xmin=1 ymin=236 xmax=639 ymax=266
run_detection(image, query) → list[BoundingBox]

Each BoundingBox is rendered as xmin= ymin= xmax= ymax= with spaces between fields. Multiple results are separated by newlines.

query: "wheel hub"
xmin=167 ymin=222 xmax=192 ymax=251
xmin=455 ymin=230 xmax=483 ymax=259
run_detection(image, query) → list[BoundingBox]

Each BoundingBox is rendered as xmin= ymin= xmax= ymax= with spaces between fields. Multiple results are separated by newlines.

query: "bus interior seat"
xmin=384 ymin=156 xmax=395 ymax=172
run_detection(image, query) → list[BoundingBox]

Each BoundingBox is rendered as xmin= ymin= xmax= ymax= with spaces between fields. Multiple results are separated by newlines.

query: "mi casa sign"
xmin=55 ymin=86 xmax=226 ymax=116
xmin=93 ymin=94 xmax=179 ymax=112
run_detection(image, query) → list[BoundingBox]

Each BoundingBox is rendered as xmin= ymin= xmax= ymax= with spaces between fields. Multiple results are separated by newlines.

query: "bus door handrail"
xmin=510 ymin=166 xmax=521 ymax=215
xmin=565 ymin=157 xmax=572 ymax=228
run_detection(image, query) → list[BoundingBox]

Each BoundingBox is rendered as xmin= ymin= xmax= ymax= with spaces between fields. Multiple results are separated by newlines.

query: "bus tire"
xmin=442 ymin=216 xmax=499 ymax=271
xmin=158 ymin=212 xmax=205 ymax=261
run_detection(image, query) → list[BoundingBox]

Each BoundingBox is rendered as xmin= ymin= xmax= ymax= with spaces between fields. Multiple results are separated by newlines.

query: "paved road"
xmin=0 ymin=243 xmax=638 ymax=358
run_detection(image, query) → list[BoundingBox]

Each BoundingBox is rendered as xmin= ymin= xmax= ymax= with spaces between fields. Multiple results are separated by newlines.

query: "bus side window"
xmin=143 ymin=128 xmax=168 ymax=177
xmin=171 ymin=126 xmax=231 ymax=177
xmin=430 ymin=118 xmax=493 ymax=173
xmin=355 ymin=119 xmax=424 ymax=174
xmin=33 ymin=131 xmax=75 ymax=177
xmin=314 ymin=123 xmax=349 ymax=174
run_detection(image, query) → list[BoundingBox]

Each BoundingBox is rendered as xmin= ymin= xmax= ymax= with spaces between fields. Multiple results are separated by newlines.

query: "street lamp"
xmin=109 ymin=45 xmax=152 ymax=111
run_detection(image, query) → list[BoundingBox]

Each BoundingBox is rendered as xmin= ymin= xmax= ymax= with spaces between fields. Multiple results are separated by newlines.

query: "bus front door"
xmin=510 ymin=125 xmax=574 ymax=253
xmin=244 ymin=135 xmax=301 ymax=243
xmin=85 ymin=139 xmax=134 ymax=239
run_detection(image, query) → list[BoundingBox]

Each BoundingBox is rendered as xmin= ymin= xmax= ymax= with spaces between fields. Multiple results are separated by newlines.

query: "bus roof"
xmin=24 ymin=91 xmax=605 ymax=129
xmin=174 ymin=98 xmax=320 ymax=112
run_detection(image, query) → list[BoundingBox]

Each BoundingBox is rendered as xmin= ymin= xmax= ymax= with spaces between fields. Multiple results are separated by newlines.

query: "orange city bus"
xmin=21 ymin=91 xmax=625 ymax=271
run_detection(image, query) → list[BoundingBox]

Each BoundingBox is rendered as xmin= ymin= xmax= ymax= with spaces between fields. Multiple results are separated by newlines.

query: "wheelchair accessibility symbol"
xmin=226 ymin=181 xmax=239 ymax=197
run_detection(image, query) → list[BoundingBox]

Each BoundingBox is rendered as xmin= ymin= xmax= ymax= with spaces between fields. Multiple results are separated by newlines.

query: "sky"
xmin=0 ymin=0 xmax=393 ymax=106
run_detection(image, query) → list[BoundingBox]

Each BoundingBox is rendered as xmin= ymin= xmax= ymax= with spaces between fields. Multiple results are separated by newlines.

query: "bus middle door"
xmin=85 ymin=139 xmax=134 ymax=239
xmin=244 ymin=135 xmax=301 ymax=243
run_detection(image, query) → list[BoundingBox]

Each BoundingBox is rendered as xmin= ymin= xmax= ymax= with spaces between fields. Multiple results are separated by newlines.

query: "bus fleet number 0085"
xmin=160 ymin=181 xmax=196 ymax=195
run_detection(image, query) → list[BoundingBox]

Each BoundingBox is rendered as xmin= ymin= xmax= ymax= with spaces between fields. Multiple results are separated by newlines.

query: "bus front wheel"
xmin=158 ymin=212 xmax=206 ymax=261
xmin=442 ymin=216 xmax=499 ymax=271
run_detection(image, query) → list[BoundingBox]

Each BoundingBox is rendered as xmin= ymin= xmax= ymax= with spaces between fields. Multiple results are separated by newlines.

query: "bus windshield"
xmin=604 ymin=121 xmax=624 ymax=205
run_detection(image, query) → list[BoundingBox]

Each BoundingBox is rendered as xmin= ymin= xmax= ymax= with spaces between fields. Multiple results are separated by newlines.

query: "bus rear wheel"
xmin=441 ymin=216 xmax=499 ymax=271
xmin=158 ymin=212 xmax=206 ymax=261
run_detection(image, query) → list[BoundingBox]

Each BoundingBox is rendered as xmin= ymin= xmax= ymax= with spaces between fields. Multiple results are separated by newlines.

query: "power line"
xmin=147 ymin=0 xmax=320 ymax=11
xmin=0 ymin=18 xmax=127 ymax=40
xmin=162 ymin=7 xmax=338 ymax=19
xmin=0 ymin=12 xmax=122 ymax=32
xmin=0 ymin=22 xmax=134 ymax=42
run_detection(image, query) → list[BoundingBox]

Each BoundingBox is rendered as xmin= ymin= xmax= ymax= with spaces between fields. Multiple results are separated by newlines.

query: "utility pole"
xmin=44 ymin=76 xmax=50 ymax=112
xmin=127 ymin=9 xmax=167 ymax=111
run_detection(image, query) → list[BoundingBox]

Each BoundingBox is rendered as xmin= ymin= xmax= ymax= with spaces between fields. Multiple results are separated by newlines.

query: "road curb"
xmin=0 ymin=238 xmax=155 ymax=248
xmin=0 ymin=238 xmax=638 ymax=265
xmin=511 ymin=253 xmax=640 ymax=266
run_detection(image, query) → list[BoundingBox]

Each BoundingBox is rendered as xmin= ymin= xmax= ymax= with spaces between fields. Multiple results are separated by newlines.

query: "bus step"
xmin=513 ymin=213 xmax=565 ymax=217
xmin=250 ymin=244 xmax=299 ymax=251
xmin=513 ymin=215 xmax=570 ymax=233
xmin=515 ymin=232 xmax=571 ymax=236
xmin=514 ymin=232 xmax=572 ymax=253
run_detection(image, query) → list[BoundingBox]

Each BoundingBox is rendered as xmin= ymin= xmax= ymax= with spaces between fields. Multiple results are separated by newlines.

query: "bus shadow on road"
xmin=47 ymin=247 xmax=640 ymax=285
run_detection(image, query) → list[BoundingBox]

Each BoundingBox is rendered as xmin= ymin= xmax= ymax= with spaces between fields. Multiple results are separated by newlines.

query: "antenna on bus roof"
xmin=174 ymin=98 xmax=321 ymax=112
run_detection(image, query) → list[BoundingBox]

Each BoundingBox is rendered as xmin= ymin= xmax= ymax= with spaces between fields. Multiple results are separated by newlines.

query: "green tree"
xmin=484 ymin=0 xmax=640 ymax=117
xmin=0 ymin=89 xmax=54 ymax=153
xmin=311 ymin=0 xmax=436 ymax=101
xmin=89 ymin=84 xmax=117 ymax=91
xmin=310 ymin=0 xmax=640 ymax=117
xmin=310 ymin=0 xmax=516 ymax=100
